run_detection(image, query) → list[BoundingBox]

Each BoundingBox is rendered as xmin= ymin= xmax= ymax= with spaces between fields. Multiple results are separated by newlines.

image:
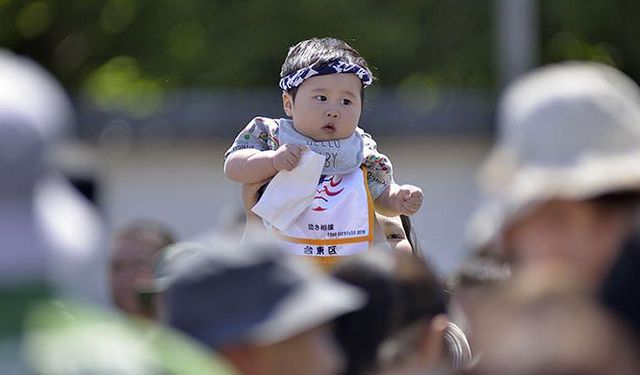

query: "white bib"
xmin=272 ymin=167 xmax=374 ymax=272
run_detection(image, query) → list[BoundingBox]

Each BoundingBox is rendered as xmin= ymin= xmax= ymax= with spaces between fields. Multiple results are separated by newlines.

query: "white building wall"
xmin=68 ymin=136 xmax=493 ymax=274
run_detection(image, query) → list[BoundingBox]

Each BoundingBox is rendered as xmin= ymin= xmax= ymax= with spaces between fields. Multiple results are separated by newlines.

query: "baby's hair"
xmin=280 ymin=37 xmax=374 ymax=100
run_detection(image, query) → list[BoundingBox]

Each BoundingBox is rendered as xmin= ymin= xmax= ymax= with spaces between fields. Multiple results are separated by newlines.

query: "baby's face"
xmin=283 ymin=73 xmax=362 ymax=141
xmin=376 ymin=213 xmax=413 ymax=253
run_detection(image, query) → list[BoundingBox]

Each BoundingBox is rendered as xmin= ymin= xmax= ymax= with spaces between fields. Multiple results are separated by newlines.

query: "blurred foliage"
xmin=2 ymin=0 xmax=639 ymax=117
xmin=0 ymin=0 xmax=494 ymax=92
xmin=540 ymin=0 xmax=640 ymax=80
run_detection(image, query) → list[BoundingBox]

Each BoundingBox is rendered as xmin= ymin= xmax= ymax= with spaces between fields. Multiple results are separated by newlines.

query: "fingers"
xmin=283 ymin=153 xmax=298 ymax=170
xmin=397 ymin=185 xmax=423 ymax=215
xmin=403 ymin=198 xmax=422 ymax=214
xmin=273 ymin=144 xmax=305 ymax=171
xmin=282 ymin=145 xmax=303 ymax=170
xmin=400 ymin=203 xmax=420 ymax=215
xmin=285 ymin=143 xmax=304 ymax=155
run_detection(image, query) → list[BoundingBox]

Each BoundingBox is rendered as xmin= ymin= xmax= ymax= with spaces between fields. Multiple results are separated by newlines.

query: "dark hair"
xmin=280 ymin=37 xmax=374 ymax=100
xmin=114 ymin=220 xmax=176 ymax=251
xmin=589 ymin=190 xmax=640 ymax=210
xmin=448 ymin=251 xmax=511 ymax=292
xmin=332 ymin=251 xmax=448 ymax=375
xmin=399 ymin=214 xmax=421 ymax=255
xmin=600 ymin=230 xmax=640 ymax=338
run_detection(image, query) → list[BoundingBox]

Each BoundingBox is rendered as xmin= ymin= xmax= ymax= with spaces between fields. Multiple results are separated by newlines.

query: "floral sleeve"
xmin=224 ymin=117 xmax=280 ymax=160
xmin=358 ymin=128 xmax=394 ymax=199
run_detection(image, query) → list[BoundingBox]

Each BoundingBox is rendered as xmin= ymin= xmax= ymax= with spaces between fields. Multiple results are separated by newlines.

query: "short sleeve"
xmin=224 ymin=117 xmax=280 ymax=160
xmin=358 ymin=128 xmax=394 ymax=199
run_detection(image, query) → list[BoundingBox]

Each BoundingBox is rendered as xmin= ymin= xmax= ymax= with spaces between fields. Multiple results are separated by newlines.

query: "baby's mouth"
xmin=322 ymin=123 xmax=336 ymax=132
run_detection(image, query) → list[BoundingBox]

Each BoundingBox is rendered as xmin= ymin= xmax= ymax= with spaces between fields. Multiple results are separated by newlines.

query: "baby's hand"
xmin=271 ymin=144 xmax=306 ymax=172
xmin=393 ymin=184 xmax=423 ymax=215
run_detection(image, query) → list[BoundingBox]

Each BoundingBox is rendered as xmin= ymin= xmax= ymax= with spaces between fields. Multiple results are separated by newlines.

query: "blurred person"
xmin=332 ymin=250 xmax=472 ymax=375
xmin=447 ymin=251 xmax=511 ymax=352
xmin=224 ymin=37 xmax=423 ymax=272
xmin=109 ymin=220 xmax=175 ymax=317
xmin=600 ymin=230 xmax=640 ymax=339
xmin=376 ymin=214 xmax=419 ymax=254
xmin=164 ymin=239 xmax=366 ymax=375
xmin=469 ymin=62 xmax=640 ymax=289
xmin=135 ymin=241 xmax=205 ymax=321
xmin=0 ymin=46 xmax=103 ymax=374
xmin=109 ymin=220 xmax=176 ymax=318
xmin=0 ymin=49 xmax=234 ymax=375
xmin=465 ymin=264 xmax=640 ymax=375
xmin=0 ymin=50 xmax=106 ymax=306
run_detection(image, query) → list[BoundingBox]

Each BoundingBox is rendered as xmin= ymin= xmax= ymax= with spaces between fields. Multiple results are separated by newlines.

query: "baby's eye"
xmin=342 ymin=98 xmax=352 ymax=105
xmin=315 ymin=95 xmax=327 ymax=101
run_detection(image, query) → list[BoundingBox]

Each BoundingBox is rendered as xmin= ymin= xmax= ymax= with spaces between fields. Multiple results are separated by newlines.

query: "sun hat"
xmin=0 ymin=49 xmax=106 ymax=304
xmin=164 ymin=239 xmax=365 ymax=348
xmin=469 ymin=61 xmax=640 ymax=248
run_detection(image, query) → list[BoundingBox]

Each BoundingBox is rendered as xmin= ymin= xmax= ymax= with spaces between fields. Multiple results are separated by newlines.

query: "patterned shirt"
xmin=225 ymin=117 xmax=393 ymax=199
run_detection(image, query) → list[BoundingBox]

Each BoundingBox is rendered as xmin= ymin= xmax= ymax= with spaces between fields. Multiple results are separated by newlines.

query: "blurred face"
xmin=375 ymin=316 xmax=449 ymax=375
xmin=265 ymin=325 xmax=344 ymax=375
xmin=283 ymin=73 xmax=362 ymax=141
xmin=109 ymin=233 xmax=164 ymax=315
xmin=377 ymin=214 xmax=413 ymax=253
xmin=236 ymin=325 xmax=344 ymax=375
xmin=504 ymin=198 xmax=637 ymax=287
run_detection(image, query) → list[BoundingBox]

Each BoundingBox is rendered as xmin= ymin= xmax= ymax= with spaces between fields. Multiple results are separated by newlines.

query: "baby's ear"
xmin=282 ymin=92 xmax=293 ymax=116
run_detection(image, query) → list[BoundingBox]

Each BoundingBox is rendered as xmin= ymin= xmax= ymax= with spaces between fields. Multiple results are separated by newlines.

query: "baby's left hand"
xmin=394 ymin=184 xmax=423 ymax=215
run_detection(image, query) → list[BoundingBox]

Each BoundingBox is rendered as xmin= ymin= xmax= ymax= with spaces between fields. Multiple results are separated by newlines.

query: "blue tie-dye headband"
xmin=279 ymin=60 xmax=374 ymax=91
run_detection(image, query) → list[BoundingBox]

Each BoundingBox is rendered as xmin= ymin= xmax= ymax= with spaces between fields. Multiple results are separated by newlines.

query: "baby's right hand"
xmin=271 ymin=144 xmax=306 ymax=172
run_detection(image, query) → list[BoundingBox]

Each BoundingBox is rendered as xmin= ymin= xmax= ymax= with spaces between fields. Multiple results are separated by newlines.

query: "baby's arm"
xmin=224 ymin=144 xmax=306 ymax=183
xmin=374 ymin=183 xmax=423 ymax=217
xmin=224 ymin=117 xmax=306 ymax=183
xmin=358 ymin=128 xmax=423 ymax=216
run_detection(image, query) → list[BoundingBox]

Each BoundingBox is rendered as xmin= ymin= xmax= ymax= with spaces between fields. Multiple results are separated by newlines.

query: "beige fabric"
xmin=252 ymin=150 xmax=326 ymax=231
xmin=469 ymin=62 xmax=640 ymax=248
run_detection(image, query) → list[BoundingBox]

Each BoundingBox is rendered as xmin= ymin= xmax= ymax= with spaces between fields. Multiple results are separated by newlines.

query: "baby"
xmin=224 ymin=37 xmax=423 ymax=270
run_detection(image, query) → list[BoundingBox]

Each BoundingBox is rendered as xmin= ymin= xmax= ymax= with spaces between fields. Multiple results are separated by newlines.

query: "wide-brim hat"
xmin=469 ymin=62 xmax=640 ymax=249
xmin=165 ymin=239 xmax=365 ymax=348
xmin=0 ymin=49 xmax=107 ymax=304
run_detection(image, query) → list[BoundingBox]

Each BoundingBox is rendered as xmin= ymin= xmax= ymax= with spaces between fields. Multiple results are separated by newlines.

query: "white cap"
xmin=0 ymin=49 xmax=106 ymax=304
xmin=469 ymin=62 xmax=640 ymax=248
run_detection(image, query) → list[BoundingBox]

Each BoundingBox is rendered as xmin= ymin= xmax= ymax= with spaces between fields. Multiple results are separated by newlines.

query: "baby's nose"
xmin=326 ymin=109 xmax=339 ymax=118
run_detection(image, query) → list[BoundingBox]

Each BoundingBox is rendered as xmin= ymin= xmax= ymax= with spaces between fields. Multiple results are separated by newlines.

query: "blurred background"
xmin=2 ymin=0 xmax=638 ymax=273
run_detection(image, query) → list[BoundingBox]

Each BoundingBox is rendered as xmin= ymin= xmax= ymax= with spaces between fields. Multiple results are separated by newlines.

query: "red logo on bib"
xmin=312 ymin=176 xmax=344 ymax=211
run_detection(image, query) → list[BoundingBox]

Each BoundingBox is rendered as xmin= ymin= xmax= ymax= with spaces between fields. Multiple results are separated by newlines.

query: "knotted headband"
xmin=279 ymin=59 xmax=373 ymax=91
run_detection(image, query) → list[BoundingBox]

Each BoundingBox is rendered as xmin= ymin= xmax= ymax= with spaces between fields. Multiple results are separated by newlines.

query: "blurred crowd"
xmin=2 ymin=47 xmax=640 ymax=375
